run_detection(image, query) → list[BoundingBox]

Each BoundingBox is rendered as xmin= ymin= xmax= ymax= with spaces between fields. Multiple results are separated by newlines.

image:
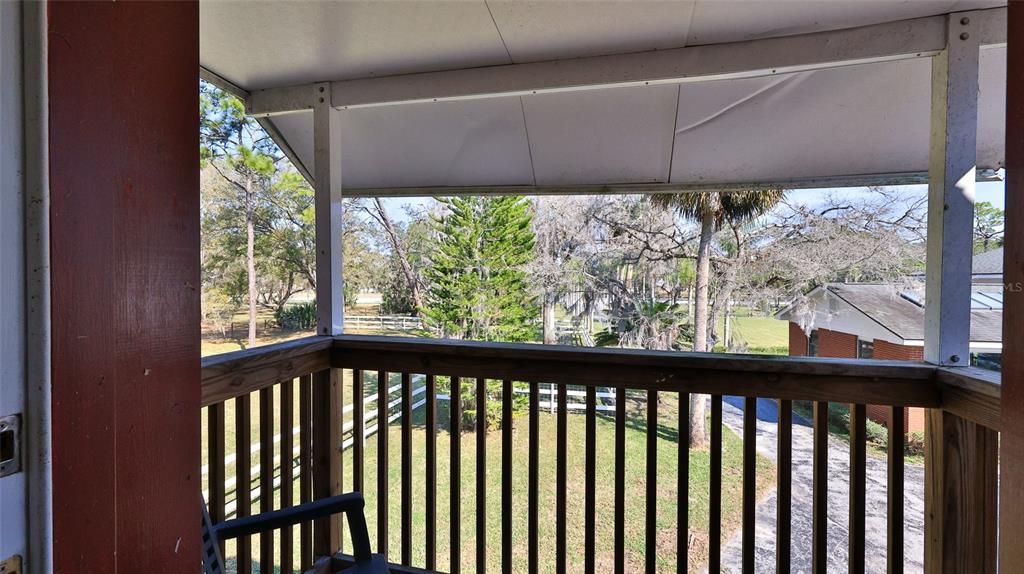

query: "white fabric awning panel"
xmin=522 ymin=85 xmax=679 ymax=185
xmin=201 ymin=0 xmax=1007 ymax=191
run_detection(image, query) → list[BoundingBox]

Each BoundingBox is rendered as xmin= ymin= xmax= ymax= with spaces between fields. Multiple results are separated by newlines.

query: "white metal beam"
xmin=199 ymin=65 xmax=248 ymax=101
xmin=199 ymin=66 xmax=316 ymax=186
xmin=331 ymin=171 xmax=1008 ymax=198
xmin=313 ymin=83 xmax=344 ymax=335
xmin=248 ymin=7 xmax=1006 ymax=116
xmin=924 ymin=13 xmax=981 ymax=367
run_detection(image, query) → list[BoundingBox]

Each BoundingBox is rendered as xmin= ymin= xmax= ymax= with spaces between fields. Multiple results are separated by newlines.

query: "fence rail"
xmin=201 ymin=335 xmax=1002 ymax=574
xmin=344 ymin=315 xmax=426 ymax=331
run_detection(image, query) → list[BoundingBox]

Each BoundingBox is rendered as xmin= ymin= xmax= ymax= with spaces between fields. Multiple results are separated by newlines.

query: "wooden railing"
xmin=201 ymin=335 xmax=1001 ymax=574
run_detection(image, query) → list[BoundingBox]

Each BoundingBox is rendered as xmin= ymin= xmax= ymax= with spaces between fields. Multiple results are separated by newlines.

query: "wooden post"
xmin=312 ymin=369 xmax=343 ymax=556
xmin=923 ymin=12 xmax=979 ymax=366
xmin=1000 ymin=1 xmax=1024 ymax=568
xmin=47 ymin=3 xmax=200 ymax=571
xmin=924 ymin=409 xmax=998 ymax=573
xmin=312 ymin=84 xmax=344 ymax=557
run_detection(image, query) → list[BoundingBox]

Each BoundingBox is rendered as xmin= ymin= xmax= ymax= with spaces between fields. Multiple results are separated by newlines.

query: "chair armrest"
xmin=214 ymin=492 xmax=372 ymax=561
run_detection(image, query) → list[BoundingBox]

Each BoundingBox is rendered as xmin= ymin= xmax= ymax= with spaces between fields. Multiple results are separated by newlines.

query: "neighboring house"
xmin=775 ymin=249 xmax=1004 ymax=433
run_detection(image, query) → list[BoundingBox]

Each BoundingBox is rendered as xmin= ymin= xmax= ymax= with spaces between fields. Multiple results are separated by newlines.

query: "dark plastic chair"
xmin=201 ymin=491 xmax=389 ymax=574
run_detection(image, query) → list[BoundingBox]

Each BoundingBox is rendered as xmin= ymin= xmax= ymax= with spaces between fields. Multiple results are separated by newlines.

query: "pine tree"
xmin=425 ymin=196 xmax=538 ymax=342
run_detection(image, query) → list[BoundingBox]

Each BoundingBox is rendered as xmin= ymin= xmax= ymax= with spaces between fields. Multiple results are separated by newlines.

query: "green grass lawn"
xmin=204 ymin=378 xmax=774 ymax=573
xmin=729 ymin=316 xmax=788 ymax=352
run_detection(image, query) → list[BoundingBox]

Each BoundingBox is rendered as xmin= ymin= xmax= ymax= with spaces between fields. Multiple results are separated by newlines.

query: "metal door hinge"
xmin=0 ymin=414 xmax=21 ymax=477
xmin=0 ymin=555 xmax=22 ymax=574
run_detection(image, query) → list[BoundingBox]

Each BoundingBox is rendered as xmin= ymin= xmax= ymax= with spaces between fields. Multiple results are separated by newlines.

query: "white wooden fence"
xmin=202 ymin=373 xmax=625 ymax=511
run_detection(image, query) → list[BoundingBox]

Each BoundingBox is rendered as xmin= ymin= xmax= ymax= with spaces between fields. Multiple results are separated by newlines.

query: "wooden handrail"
xmin=936 ymin=366 xmax=1002 ymax=431
xmin=331 ymin=335 xmax=941 ymax=407
xmin=199 ymin=334 xmax=1003 ymax=421
xmin=201 ymin=335 xmax=332 ymax=406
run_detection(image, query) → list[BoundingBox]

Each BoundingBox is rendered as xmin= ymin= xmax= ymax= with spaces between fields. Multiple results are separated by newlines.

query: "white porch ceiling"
xmin=200 ymin=0 xmax=1007 ymax=191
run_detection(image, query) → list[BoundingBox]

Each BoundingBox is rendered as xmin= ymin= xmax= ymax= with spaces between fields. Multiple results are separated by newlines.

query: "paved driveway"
xmin=714 ymin=398 xmax=925 ymax=573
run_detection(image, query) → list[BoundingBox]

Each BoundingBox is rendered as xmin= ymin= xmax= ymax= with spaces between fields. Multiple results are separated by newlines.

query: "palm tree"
xmin=594 ymin=300 xmax=693 ymax=351
xmin=653 ymin=188 xmax=785 ymax=446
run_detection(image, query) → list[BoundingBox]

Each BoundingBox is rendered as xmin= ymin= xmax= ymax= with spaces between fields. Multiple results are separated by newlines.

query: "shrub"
xmin=441 ymin=378 xmax=529 ymax=432
xmin=905 ymin=431 xmax=926 ymax=457
xmin=275 ymin=301 xmax=316 ymax=331
xmin=865 ymin=419 xmax=888 ymax=449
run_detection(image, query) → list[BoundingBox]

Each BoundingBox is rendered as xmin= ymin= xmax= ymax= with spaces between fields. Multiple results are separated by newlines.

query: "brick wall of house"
xmin=785 ymin=323 xmax=925 ymax=434
xmin=866 ymin=404 xmax=926 ymax=435
xmin=789 ymin=322 xmax=808 ymax=356
xmin=873 ymin=339 xmax=925 ymax=361
xmin=816 ymin=328 xmax=859 ymax=358
xmin=867 ymin=339 xmax=925 ymax=433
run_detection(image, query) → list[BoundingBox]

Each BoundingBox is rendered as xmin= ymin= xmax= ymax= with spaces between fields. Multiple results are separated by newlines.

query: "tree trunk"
xmin=693 ymin=212 xmax=714 ymax=353
xmin=689 ymin=199 xmax=717 ymax=447
xmin=543 ymin=295 xmax=557 ymax=344
xmin=723 ymin=299 xmax=731 ymax=349
xmin=373 ymin=198 xmax=424 ymax=314
xmin=709 ymin=225 xmax=744 ymax=350
xmin=245 ymin=176 xmax=257 ymax=348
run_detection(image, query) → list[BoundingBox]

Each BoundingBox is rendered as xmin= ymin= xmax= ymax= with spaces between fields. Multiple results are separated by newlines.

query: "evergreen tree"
xmin=974 ymin=201 xmax=1005 ymax=253
xmin=425 ymin=196 xmax=538 ymax=342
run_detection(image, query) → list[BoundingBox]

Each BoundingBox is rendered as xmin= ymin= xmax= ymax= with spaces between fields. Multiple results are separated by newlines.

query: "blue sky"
xmin=377 ymin=180 xmax=1005 ymax=225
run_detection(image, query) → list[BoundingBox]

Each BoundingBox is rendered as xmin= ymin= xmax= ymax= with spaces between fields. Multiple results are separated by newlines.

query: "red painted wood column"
xmin=48 ymin=2 xmax=200 ymax=572
xmin=1001 ymin=2 xmax=1024 ymax=569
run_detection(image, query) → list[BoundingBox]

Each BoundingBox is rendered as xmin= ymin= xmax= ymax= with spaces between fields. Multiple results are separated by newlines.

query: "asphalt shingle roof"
xmin=972 ymin=247 xmax=1004 ymax=275
xmin=826 ymin=283 xmax=1002 ymax=343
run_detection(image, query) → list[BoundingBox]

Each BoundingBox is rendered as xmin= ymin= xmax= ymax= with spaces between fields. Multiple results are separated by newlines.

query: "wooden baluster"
xmin=260 ymin=386 xmax=275 ymax=571
xmin=645 ymin=390 xmax=657 ymax=574
xmin=377 ymin=370 xmax=389 ymax=558
xmin=503 ymin=380 xmax=514 ymax=574
xmin=776 ymin=399 xmax=792 ymax=574
xmin=709 ymin=395 xmax=723 ymax=573
xmin=556 ymin=383 xmax=568 ymax=574
xmin=353 ymin=370 xmax=364 ymax=494
xmin=402 ymin=373 xmax=413 ymax=566
xmin=280 ymin=379 xmax=294 ymax=574
xmin=585 ymin=386 xmax=596 ymax=574
xmin=299 ymin=375 xmax=312 ymax=568
xmin=742 ymin=396 xmax=756 ymax=572
xmin=451 ymin=376 xmax=462 ymax=574
xmin=849 ymin=404 xmax=867 ymax=574
xmin=207 ymin=403 xmax=226 ymax=558
xmin=477 ymin=378 xmax=488 ymax=574
xmin=236 ymin=394 xmax=252 ymax=574
xmin=528 ymin=381 xmax=539 ymax=574
xmin=812 ymin=401 xmax=829 ymax=574
xmin=887 ymin=406 xmax=904 ymax=574
xmin=677 ymin=393 xmax=690 ymax=574
xmin=426 ymin=374 xmax=437 ymax=571
xmin=614 ymin=386 xmax=626 ymax=574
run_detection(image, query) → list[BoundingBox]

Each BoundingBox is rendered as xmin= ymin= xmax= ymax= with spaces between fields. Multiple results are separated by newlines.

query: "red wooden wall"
xmin=1001 ymin=1 xmax=1024 ymax=568
xmin=48 ymin=2 xmax=200 ymax=571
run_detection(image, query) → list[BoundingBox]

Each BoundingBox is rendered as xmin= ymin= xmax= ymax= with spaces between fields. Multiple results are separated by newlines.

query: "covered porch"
xmin=6 ymin=1 xmax=1023 ymax=573
xmin=197 ymin=2 xmax=1011 ymax=571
